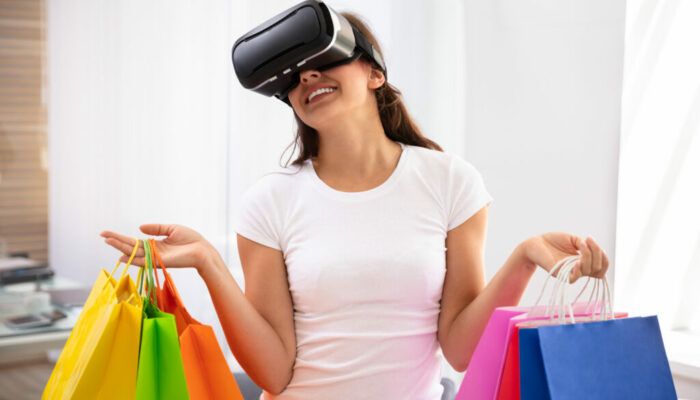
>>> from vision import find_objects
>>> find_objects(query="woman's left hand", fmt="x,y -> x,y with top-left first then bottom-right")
522,233 -> 609,283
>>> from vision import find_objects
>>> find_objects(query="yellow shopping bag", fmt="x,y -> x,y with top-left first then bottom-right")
42,239 -> 143,400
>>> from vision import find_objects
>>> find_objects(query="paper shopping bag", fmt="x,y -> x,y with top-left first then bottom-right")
458,254 -> 615,400
149,238 -> 244,400
457,302 -> 606,400
495,325 -> 521,400
455,307 -> 530,400
520,315 -> 677,400
497,306 -> 625,400
42,241 -> 142,400
519,325 -> 549,400
134,239 -> 190,400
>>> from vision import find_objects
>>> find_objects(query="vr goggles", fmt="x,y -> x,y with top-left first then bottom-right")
231,0 -> 387,107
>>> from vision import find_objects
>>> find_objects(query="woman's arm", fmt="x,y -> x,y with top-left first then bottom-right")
101,224 -> 296,394
437,203 -> 535,371
197,238 -> 296,394
438,205 -> 608,372
439,239 -> 535,372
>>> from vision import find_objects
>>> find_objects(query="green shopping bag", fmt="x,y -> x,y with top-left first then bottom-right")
134,239 -> 190,400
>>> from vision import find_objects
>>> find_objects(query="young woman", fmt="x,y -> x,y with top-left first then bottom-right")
101,12 -> 609,400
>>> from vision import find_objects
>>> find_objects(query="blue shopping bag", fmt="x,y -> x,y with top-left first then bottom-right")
519,326 -> 549,400
520,315 -> 677,400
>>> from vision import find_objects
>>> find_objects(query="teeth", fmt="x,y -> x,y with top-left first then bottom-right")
308,87 -> 336,103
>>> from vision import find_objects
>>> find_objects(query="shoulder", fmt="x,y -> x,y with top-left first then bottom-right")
406,143 -> 478,179
406,143 -> 450,172
242,161 -> 306,201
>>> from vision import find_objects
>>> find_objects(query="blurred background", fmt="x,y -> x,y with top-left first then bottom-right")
0,0 -> 698,398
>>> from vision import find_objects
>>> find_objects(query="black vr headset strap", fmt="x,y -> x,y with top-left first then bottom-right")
314,26 -> 387,79
350,25 -> 387,80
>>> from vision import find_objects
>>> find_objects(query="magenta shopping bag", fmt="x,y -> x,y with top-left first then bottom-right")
455,307 -> 529,400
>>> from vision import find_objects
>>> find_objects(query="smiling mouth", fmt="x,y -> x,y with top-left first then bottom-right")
306,88 -> 338,104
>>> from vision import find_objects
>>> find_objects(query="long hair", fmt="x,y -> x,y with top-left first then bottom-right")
280,11 -> 444,169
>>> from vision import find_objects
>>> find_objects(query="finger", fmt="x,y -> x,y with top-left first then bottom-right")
603,252 -> 610,276
578,237 -> 591,276
99,230 -> 124,240
600,250 -> 610,277
105,238 -> 144,258
569,265 -> 581,284
101,230 -> 141,249
119,254 -> 145,267
575,236 -> 587,254
140,224 -> 173,237
587,237 -> 603,277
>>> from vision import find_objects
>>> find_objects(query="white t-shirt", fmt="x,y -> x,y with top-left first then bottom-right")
235,142 -> 494,400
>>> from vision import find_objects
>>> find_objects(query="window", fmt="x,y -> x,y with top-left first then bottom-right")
0,0 -> 48,263
617,0 -> 700,375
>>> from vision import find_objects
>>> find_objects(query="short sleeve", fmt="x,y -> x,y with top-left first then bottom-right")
235,180 -> 283,251
446,156 -> 494,231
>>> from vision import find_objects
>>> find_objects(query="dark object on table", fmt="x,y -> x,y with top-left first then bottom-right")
0,267 -> 54,285
41,309 -> 67,322
3,313 -> 54,329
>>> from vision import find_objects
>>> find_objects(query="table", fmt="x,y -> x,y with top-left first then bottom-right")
0,276 -> 84,365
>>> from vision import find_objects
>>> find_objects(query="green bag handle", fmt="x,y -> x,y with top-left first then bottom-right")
138,239 -> 159,310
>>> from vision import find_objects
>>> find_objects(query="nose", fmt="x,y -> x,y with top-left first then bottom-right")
299,68 -> 321,84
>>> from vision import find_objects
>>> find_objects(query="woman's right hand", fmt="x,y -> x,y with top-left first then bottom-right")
100,224 -> 213,271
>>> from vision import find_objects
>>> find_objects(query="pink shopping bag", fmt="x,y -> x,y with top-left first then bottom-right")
454,306 -> 528,400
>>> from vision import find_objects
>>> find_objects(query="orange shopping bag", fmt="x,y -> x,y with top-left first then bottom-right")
147,238 -> 244,400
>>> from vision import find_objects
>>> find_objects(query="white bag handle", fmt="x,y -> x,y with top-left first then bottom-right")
527,254 -> 613,325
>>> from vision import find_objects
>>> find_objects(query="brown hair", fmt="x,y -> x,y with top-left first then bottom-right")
280,11 -> 444,169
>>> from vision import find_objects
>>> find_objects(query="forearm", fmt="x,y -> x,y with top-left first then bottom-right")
443,241 -> 536,371
197,245 -> 293,394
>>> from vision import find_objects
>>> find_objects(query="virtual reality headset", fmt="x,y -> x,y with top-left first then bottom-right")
231,0 -> 388,107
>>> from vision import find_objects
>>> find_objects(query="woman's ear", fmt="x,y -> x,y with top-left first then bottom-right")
368,67 -> 385,90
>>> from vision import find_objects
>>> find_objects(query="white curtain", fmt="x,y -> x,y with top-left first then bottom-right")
618,0 -> 700,334
617,1 -> 700,391
47,0 -> 468,381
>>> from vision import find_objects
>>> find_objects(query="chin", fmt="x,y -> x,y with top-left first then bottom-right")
304,103 -> 343,123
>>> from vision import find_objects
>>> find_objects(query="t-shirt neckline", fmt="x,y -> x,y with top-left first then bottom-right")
304,142 -> 409,201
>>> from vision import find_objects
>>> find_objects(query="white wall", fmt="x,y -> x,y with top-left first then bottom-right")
46,0 -> 234,371
462,0 -> 625,307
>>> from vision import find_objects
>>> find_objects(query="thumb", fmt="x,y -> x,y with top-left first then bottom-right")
139,224 -> 173,237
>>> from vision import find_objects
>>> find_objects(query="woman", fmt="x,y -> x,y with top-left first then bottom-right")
101,11 -> 609,399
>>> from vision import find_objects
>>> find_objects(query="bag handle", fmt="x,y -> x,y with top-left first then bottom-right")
149,238 -> 178,290
557,257 -> 613,323
528,256 -> 579,324
148,237 -> 199,325
108,237 -> 140,282
527,255 -> 613,324
139,239 -> 159,310
148,238 -> 164,288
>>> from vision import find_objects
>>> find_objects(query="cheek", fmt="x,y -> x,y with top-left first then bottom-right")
289,88 -> 302,105
339,85 -> 367,105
